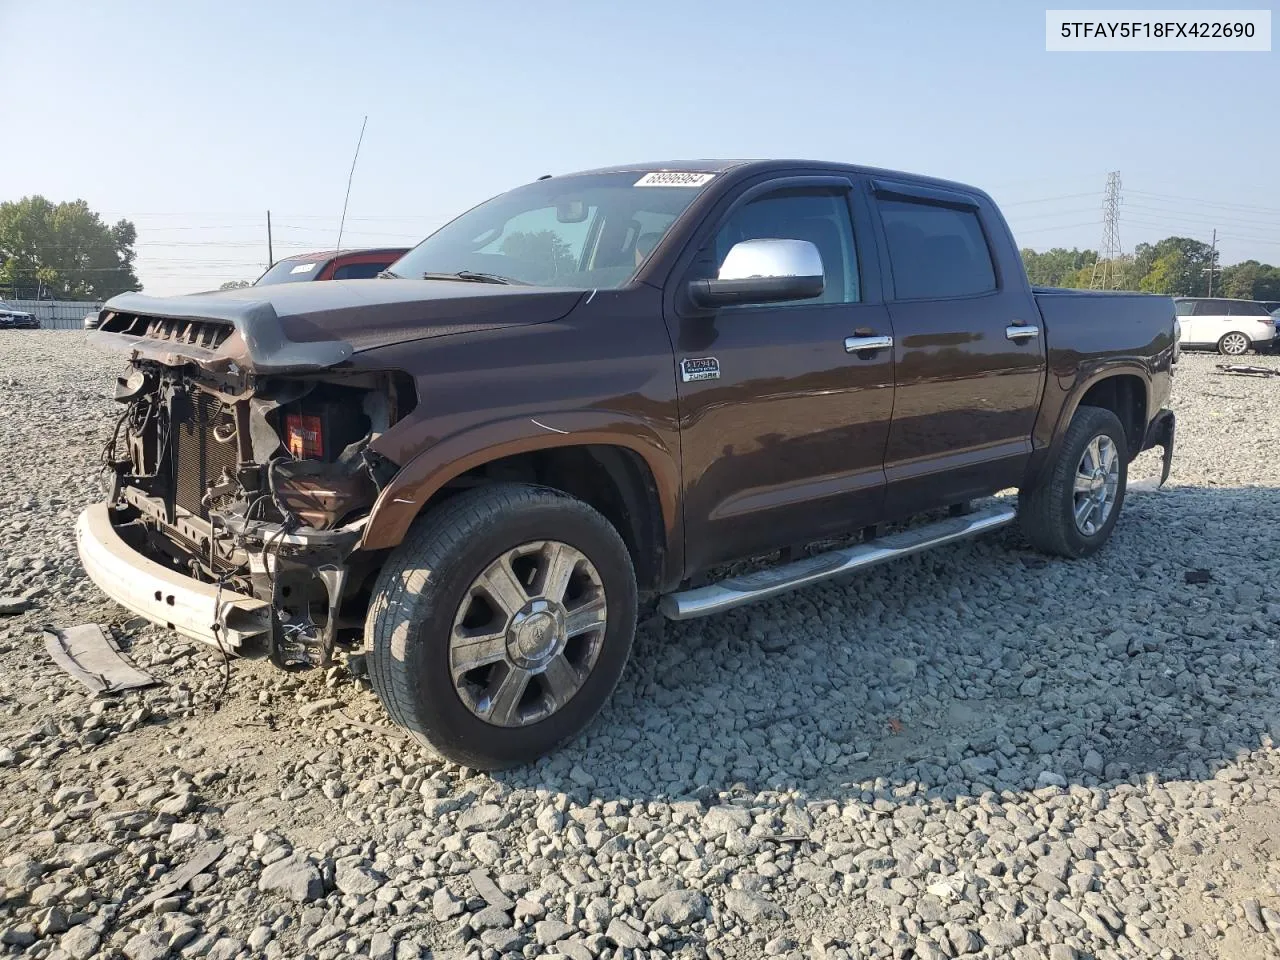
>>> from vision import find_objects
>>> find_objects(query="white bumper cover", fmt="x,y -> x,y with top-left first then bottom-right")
75,503 -> 270,651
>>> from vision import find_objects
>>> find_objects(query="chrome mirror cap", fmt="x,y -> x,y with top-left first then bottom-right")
718,238 -> 824,281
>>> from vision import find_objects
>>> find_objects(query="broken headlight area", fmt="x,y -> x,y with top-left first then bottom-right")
102,363 -> 414,669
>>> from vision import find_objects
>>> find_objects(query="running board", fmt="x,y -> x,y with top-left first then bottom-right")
660,503 -> 1017,620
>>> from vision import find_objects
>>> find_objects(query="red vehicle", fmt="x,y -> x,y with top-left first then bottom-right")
254,248 -> 409,285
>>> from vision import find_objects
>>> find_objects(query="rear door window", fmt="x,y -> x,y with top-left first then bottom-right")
1194,299 -> 1232,316
1174,300 -> 1195,316
1227,300 -> 1269,316
878,199 -> 996,300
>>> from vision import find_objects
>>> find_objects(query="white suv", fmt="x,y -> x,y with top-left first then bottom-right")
1174,298 -> 1275,356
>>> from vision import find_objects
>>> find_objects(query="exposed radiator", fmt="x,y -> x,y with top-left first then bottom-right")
171,390 -> 238,518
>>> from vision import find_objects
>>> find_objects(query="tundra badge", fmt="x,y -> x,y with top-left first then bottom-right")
681,357 -> 720,382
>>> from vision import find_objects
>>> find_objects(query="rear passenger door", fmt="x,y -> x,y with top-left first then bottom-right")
871,180 -> 1046,517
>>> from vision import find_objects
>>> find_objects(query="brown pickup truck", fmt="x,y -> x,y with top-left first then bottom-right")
78,160 -> 1177,768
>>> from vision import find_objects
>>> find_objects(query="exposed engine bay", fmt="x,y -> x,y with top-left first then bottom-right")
101,356 -> 415,669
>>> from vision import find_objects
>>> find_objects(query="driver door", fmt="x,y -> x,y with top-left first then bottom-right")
665,176 -> 896,573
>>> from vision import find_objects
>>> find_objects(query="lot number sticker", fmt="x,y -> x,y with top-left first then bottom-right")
635,172 -> 715,187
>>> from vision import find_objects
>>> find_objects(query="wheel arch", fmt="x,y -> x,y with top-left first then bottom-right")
1075,371 -> 1149,457
1024,364 -> 1152,491
359,414 -> 681,592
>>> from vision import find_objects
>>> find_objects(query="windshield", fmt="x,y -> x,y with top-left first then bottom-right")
255,258 -> 328,285
389,172 -> 715,289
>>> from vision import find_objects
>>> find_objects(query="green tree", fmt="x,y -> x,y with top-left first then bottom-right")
1026,234 -> 1277,300
1134,237 -> 1215,296
1020,247 -> 1097,287
1139,251 -> 1190,295
0,196 -> 140,299
1218,260 -> 1280,301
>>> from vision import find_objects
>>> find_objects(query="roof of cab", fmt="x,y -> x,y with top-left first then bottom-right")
548,159 -> 992,202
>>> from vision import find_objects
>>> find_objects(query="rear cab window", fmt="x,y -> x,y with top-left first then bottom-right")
256,259 -> 326,285
332,261 -> 393,281
877,197 -> 996,299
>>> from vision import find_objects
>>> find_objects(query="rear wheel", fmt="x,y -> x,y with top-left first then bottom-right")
1218,331 -> 1250,355
1019,405 -> 1128,558
365,483 -> 637,769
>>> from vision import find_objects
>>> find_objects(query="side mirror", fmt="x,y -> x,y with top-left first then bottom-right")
687,238 -> 824,308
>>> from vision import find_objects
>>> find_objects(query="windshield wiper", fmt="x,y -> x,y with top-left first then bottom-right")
422,270 -> 517,285
376,269 -> 401,279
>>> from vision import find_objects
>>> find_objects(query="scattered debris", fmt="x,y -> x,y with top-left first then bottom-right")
1184,568 -> 1213,584
0,596 -> 32,615
118,842 -> 226,921
1215,363 -> 1280,378
43,624 -> 158,694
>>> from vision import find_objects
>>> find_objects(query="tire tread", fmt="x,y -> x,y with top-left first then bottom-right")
1019,405 -> 1127,558
364,483 -> 634,767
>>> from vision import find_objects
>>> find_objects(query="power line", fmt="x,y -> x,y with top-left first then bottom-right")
1126,189 -> 1280,218
999,191 -> 1102,207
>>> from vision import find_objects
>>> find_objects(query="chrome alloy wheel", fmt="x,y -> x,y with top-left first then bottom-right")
1072,434 -> 1120,536
1221,332 -> 1249,355
449,541 -> 607,727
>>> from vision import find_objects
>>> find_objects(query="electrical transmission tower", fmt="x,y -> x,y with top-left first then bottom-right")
1090,171 -> 1122,289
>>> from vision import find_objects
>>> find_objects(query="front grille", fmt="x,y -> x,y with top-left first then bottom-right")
172,391 -> 238,518
101,312 -> 232,351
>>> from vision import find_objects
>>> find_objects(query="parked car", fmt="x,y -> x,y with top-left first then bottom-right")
1266,303 -> 1280,347
254,248 -> 409,285
79,160 -> 1177,768
0,300 -> 39,329
1173,297 -> 1275,355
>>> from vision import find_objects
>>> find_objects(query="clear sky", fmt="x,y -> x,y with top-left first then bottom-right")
3,0 -> 1277,295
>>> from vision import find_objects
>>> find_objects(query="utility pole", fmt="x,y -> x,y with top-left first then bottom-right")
1203,228 -> 1217,296
1090,171 -> 1122,289
267,210 -> 274,268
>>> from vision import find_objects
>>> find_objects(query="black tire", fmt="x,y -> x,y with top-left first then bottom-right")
1018,405 -> 1128,559
1218,332 -> 1251,356
364,483 -> 636,769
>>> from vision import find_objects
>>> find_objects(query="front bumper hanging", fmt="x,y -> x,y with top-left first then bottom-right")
75,503 -> 271,652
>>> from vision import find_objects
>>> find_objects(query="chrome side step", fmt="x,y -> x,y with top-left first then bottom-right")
660,503 -> 1017,620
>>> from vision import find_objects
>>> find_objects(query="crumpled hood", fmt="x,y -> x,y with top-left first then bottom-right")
92,279 -> 585,374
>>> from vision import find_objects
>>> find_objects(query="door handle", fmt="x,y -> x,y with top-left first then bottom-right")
844,335 -> 894,354
1006,324 -> 1040,342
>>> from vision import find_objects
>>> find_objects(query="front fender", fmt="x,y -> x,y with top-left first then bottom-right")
358,410 -> 682,562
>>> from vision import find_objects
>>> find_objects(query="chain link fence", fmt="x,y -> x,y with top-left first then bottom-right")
1,299 -> 102,330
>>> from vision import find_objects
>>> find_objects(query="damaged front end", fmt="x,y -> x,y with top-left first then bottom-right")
83,297 -> 415,669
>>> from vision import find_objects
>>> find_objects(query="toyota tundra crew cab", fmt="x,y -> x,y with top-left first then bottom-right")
78,160 -> 1177,769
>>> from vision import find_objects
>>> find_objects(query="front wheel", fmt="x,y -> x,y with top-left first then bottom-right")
365,483 -> 637,769
1218,332 -> 1251,356
1019,405 -> 1128,558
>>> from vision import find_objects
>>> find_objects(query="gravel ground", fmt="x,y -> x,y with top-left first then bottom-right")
2,332 -> 1279,960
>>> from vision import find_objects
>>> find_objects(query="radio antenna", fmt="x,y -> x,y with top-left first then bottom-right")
335,115 -> 368,255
